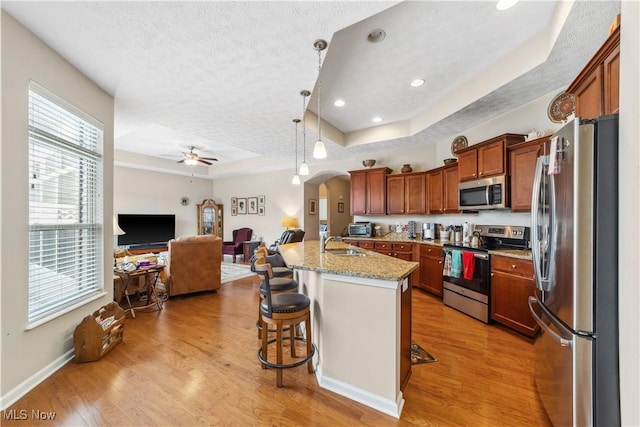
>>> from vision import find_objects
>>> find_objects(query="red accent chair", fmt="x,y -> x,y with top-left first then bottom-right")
222,227 -> 253,263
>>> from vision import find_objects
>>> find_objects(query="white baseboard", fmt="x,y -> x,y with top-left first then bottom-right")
0,349 -> 74,411
315,366 -> 404,418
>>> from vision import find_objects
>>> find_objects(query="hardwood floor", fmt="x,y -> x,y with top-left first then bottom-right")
2,277 -> 551,426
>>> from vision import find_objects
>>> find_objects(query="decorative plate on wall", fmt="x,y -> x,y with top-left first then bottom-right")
547,92 -> 576,123
451,135 -> 468,156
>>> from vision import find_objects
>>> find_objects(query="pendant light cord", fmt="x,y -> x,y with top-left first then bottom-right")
317,47 -> 322,143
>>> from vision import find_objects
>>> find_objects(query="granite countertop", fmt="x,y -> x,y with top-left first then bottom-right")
278,240 -> 418,282
343,232 -> 532,261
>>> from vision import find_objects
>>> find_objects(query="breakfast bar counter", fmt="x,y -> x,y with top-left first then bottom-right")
278,241 -> 418,418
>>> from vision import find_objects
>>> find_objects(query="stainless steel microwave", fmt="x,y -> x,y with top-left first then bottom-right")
458,175 -> 508,210
348,222 -> 374,237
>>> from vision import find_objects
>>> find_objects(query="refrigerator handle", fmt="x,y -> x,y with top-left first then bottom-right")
528,297 -> 572,347
531,155 -> 548,290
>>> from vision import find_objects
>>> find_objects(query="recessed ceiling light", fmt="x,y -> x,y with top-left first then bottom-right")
334,99 -> 346,107
410,79 -> 425,87
496,0 -> 519,10
372,117 -> 382,123
367,29 -> 386,43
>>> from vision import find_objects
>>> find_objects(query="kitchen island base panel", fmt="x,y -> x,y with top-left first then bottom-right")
297,269 -> 406,418
315,366 -> 405,419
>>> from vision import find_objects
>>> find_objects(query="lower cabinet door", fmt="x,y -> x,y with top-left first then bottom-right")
490,270 -> 540,338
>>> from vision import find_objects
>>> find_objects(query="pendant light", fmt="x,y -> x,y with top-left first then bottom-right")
299,90 -> 310,176
312,39 -> 328,159
292,118 -> 301,185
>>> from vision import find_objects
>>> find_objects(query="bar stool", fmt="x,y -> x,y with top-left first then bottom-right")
253,244 -> 293,278
253,253 -> 298,340
254,263 -> 315,387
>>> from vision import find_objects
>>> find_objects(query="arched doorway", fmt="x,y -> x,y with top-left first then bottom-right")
302,170 -> 351,240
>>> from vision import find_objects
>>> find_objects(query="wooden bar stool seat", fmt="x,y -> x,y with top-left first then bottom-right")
255,263 -> 315,387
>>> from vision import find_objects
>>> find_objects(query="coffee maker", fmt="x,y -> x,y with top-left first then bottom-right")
408,221 -> 418,239
422,223 -> 440,240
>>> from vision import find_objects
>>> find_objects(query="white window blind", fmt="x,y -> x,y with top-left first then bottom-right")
28,82 -> 104,322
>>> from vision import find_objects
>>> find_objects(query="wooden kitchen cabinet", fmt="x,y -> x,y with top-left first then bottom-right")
457,134 -> 525,182
386,172 -> 426,215
490,256 -> 540,339
418,245 -> 443,296
386,175 -> 405,215
508,137 -> 547,212
427,164 -> 458,214
349,167 -> 392,215
567,25 -> 620,119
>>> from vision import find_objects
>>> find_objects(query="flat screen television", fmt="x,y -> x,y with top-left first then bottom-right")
117,214 -> 175,247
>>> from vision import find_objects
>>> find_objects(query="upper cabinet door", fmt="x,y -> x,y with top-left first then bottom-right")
350,170 -> 367,215
477,140 -> 505,178
443,166 -> 459,213
457,150 -> 477,181
367,168 -> 388,215
386,175 -> 405,214
427,170 -> 443,214
573,66 -> 604,120
405,173 -> 426,215
603,44 -> 620,115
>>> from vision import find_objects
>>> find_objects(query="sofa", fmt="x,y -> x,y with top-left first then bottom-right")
165,235 -> 222,297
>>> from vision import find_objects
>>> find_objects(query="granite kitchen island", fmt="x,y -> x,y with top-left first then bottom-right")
278,240 -> 418,418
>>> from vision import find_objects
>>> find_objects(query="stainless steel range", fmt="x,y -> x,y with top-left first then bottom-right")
442,225 -> 529,323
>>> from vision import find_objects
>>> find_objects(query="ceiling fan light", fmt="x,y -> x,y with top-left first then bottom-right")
313,140 -> 327,159
184,158 -> 198,166
299,162 -> 309,176
292,174 -> 301,185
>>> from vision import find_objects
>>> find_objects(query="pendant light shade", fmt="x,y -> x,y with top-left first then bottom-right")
312,39 -> 328,159
299,90 -> 310,175
313,140 -> 327,159
292,118 -> 301,185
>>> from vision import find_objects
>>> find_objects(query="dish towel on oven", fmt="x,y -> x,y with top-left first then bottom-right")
451,250 -> 462,278
462,251 -> 475,280
443,249 -> 452,277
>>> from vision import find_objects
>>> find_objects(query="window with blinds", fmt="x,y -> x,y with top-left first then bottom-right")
28,82 -> 104,323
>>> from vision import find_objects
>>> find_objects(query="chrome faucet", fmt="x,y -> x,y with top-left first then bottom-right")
320,232 -> 334,253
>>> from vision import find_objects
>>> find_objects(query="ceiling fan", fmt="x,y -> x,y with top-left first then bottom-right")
171,146 -> 218,166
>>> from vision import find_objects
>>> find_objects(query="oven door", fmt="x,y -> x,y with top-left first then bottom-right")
443,250 -> 490,296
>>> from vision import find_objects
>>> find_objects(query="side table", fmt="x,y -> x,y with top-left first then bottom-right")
243,241 -> 261,262
113,264 -> 165,318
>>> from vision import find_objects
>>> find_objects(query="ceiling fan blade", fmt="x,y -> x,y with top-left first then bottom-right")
199,157 -> 218,161
198,159 -> 213,166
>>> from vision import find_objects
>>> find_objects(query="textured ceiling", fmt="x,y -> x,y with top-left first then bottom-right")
2,1 -> 621,178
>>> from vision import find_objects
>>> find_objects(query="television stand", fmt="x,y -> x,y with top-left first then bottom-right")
128,244 -> 168,255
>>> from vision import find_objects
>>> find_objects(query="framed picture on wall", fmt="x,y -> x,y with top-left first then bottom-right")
309,199 -> 317,215
237,198 -> 247,214
338,202 -> 344,213
231,206 -> 237,216
248,197 -> 258,214
258,206 -> 265,216
231,197 -> 237,207
258,195 -> 265,206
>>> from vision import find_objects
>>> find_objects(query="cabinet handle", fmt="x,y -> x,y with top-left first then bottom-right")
473,173 -> 476,177
512,264 -> 517,269
439,261 -> 442,264
491,273 -> 494,276
479,172 -> 483,176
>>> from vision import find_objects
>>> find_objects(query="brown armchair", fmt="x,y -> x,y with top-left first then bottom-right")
222,227 -> 253,262
165,235 -> 222,297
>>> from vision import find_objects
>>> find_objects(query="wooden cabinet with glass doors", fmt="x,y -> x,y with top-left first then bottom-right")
197,199 -> 223,238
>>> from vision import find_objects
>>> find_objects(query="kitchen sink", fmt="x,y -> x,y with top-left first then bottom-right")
325,248 -> 367,256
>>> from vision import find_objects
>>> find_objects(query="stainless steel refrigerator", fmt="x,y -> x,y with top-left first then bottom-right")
529,115 -> 620,427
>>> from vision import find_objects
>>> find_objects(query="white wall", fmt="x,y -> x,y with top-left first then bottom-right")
324,177 -> 352,237
1,11 -> 114,407
618,2 -> 640,425
114,165 -> 214,242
